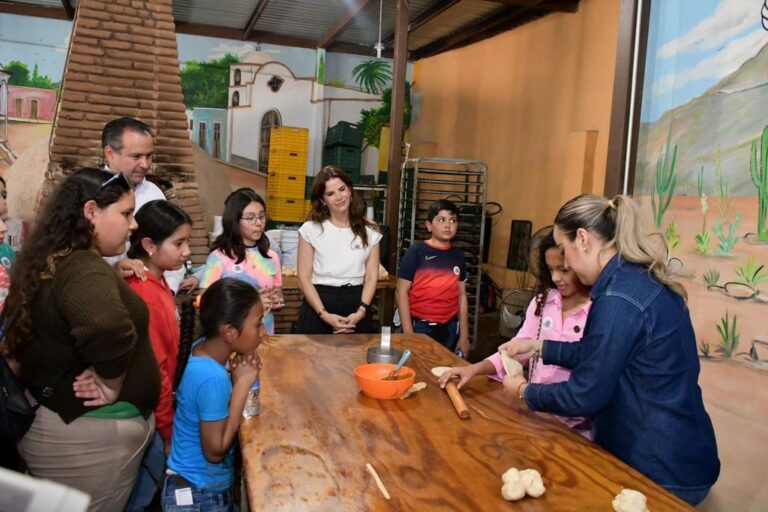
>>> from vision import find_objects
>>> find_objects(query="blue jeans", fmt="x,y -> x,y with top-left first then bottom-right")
161,474 -> 233,512
412,317 -> 459,350
125,431 -> 165,511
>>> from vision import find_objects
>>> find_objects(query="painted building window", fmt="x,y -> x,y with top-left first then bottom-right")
232,91 -> 240,107
14,98 -> 22,118
189,119 -> 193,130
234,69 -> 241,86
259,109 -> 281,172
213,122 -> 221,159
198,121 -> 207,150
30,99 -> 39,120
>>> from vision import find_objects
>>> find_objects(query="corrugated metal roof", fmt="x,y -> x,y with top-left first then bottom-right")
1,0 -> 579,58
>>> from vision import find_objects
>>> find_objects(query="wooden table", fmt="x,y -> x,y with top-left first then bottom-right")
239,334 -> 690,511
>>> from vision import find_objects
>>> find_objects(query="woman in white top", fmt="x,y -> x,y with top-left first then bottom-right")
296,166 -> 382,334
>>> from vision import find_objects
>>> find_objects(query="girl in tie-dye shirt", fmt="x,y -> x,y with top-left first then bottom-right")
200,189 -> 283,334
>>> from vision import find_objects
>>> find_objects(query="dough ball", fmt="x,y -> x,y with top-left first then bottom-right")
400,382 -> 427,399
501,467 -> 521,485
520,469 -> 545,498
501,350 -> 524,379
612,489 -> 649,512
430,366 -> 452,378
501,481 -> 526,501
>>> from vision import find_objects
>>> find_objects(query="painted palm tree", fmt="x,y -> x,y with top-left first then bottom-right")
352,60 -> 392,95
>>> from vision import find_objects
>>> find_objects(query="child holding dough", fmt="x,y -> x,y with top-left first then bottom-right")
438,227 -> 592,437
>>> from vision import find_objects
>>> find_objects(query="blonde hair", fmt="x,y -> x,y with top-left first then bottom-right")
554,194 -> 687,301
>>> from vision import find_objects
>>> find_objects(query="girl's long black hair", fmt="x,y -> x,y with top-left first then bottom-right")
528,227 -> 558,318
3,168 -> 132,356
128,200 -> 191,259
211,188 -> 270,264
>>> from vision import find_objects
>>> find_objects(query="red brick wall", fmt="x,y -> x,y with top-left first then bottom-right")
47,0 -> 207,264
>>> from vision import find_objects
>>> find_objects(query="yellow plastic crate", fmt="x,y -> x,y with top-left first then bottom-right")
270,126 -> 309,153
269,197 -> 306,223
268,149 -> 307,175
267,172 -> 304,199
303,200 -> 312,217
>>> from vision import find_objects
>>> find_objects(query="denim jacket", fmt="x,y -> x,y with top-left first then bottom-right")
524,255 -> 720,492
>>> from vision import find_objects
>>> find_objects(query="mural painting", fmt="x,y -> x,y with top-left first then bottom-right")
634,1 -> 768,509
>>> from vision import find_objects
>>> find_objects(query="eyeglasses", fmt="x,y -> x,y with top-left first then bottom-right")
241,214 -> 267,224
101,172 -> 134,191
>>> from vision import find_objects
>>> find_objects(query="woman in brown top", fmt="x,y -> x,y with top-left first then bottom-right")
3,168 -> 160,511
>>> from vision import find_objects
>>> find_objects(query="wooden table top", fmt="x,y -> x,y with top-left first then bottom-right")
239,334 -> 691,511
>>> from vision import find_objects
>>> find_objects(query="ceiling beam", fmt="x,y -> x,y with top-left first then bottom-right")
411,6 -> 548,60
317,0 -> 377,49
489,0 -> 579,11
0,1 -> 69,20
242,0 -> 270,40
61,0 -> 74,19
382,0 -> 461,47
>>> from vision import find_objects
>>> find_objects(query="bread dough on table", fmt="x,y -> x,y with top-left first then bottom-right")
612,489 -> 649,512
500,467 -> 545,501
501,481 -> 526,501
430,366 -> 452,378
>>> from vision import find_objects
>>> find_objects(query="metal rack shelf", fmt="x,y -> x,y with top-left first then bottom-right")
396,158 -> 488,345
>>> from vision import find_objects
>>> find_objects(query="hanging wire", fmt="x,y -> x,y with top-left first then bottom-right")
374,0 -> 384,58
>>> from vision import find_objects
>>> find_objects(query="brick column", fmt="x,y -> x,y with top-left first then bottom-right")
46,0 -> 207,264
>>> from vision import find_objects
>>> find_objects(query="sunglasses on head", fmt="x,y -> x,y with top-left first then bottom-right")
101,172 -> 134,192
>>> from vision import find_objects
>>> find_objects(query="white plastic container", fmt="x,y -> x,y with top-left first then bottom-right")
280,229 -> 300,269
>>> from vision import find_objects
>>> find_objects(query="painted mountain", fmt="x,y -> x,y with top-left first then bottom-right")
635,40 -> 768,196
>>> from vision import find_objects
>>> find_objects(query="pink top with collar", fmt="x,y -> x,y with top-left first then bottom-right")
487,289 -> 592,437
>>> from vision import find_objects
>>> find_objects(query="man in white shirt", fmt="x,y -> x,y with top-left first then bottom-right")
101,117 -> 196,292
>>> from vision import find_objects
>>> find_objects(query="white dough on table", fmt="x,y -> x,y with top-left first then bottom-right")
430,366 -> 452,378
501,481 -> 526,501
612,489 -> 649,512
500,467 -> 546,500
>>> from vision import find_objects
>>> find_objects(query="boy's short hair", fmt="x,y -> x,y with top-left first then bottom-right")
427,199 -> 460,222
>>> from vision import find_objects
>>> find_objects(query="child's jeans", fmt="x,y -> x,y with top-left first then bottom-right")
125,431 -> 165,511
412,317 -> 459,350
161,473 -> 233,512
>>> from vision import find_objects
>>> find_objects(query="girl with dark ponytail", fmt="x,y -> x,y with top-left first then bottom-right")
500,194 -> 720,506
438,227 -> 592,437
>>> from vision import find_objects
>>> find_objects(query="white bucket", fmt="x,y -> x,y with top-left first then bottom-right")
280,229 -> 300,269
212,215 -> 223,236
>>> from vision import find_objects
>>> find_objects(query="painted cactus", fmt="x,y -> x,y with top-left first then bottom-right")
750,125 -> 768,241
652,130 -> 677,229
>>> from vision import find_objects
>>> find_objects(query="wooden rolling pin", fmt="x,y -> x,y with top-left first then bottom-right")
445,381 -> 470,419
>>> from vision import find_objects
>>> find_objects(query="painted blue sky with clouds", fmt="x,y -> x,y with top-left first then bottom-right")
642,0 -> 768,123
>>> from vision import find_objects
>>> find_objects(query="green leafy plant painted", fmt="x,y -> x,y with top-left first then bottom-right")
713,211 -> 742,255
750,125 -> 768,241
699,341 -> 711,358
359,81 -> 413,148
714,145 -> 736,224
352,60 -> 392,95
716,311 -> 739,358
664,222 -> 681,252
651,130 -> 678,228
180,54 -> 239,109
702,268 -> 720,288
326,77 -> 345,88
734,257 -> 768,287
694,167 -> 711,254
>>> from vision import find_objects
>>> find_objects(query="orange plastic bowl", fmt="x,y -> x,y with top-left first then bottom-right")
354,363 -> 415,400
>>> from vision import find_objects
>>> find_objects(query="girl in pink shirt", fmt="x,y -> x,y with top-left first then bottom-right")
439,228 -> 592,437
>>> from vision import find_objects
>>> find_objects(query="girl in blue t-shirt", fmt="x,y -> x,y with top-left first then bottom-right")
162,278 -> 263,511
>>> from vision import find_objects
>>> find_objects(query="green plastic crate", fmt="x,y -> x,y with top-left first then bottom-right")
322,146 -> 361,178
305,175 -> 314,199
324,121 -> 362,149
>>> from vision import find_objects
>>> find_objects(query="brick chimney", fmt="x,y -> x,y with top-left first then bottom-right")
47,0 -> 207,265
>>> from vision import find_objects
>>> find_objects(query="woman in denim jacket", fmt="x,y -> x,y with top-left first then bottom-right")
501,194 -> 719,506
